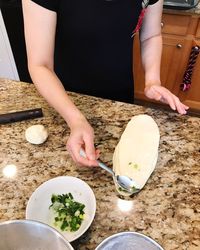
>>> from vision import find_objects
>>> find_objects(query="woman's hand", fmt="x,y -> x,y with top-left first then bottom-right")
144,84 -> 189,115
66,117 -> 99,167
140,1 -> 188,115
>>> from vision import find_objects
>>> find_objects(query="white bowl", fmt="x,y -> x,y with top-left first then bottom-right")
26,176 -> 96,242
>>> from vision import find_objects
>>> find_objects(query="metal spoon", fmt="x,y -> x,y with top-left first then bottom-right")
79,149 -> 140,194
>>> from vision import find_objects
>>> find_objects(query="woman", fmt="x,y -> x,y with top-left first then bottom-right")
21,0 -> 188,166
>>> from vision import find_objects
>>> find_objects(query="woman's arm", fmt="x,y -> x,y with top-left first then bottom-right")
22,0 -> 97,165
139,0 -> 188,114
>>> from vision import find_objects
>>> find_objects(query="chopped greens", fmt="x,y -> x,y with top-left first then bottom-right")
118,186 -> 140,194
49,193 -> 85,232
128,162 -> 140,170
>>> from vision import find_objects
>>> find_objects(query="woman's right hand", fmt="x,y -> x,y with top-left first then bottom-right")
22,0 -> 99,167
66,117 -> 99,167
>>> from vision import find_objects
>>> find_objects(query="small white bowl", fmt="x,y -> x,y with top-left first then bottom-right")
26,176 -> 96,242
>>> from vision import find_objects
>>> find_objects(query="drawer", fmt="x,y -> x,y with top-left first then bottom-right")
196,20 -> 200,38
161,14 -> 191,36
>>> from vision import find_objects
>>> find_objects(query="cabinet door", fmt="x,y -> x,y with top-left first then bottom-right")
196,20 -> 200,39
134,33 -> 189,101
177,40 -> 200,111
160,35 -> 192,93
161,14 -> 191,36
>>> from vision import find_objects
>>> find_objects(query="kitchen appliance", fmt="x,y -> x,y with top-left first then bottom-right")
164,0 -> 199,10
0,220 -> 73,250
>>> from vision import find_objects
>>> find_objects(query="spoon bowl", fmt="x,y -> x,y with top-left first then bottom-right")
80,149 -> 140,195
116,175 -> 140,193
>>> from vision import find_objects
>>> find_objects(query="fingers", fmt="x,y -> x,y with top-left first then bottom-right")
95,149 -> 100,159
160,92 -> 188,115
67,146 -> 77,163
66,132 -> 99,167
150,86 -> 189,115
67,142 -> 98,167
76,148 -> 100,167
66,118 -> 100,167
173,96 -> 187,115
83,134 -> 96,161
183,104 -> 189,110
149,86 -> 175,110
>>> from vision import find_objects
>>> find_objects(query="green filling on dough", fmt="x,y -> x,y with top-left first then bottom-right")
128,162 -> 140,170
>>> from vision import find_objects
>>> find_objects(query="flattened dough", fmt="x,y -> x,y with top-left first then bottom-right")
113,115 -> 160,189
25,125 -> 48,145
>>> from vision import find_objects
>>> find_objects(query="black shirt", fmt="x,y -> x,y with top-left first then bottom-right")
31,0 -> 159,102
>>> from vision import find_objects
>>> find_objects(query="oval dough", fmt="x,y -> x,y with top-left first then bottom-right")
113,114 -> 160,190
25,125 -> 48,145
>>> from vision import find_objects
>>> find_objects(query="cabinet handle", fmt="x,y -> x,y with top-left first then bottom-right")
176,44 -> 182,49
180,45 -> 200,91
161,22 -> 164,28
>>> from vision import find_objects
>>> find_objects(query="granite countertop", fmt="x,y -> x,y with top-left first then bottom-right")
163,2 -> 200,15
0,78 -> 200,250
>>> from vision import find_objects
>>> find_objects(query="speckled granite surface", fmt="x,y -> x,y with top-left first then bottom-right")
0,78 -> 200,250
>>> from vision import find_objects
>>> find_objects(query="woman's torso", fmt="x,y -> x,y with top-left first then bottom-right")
33,0 -> 145,102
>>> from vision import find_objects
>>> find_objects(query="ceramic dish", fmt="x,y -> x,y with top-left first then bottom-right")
26,176 -> 96,242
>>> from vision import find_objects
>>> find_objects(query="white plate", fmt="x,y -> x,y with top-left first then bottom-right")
26,176 -> 96,242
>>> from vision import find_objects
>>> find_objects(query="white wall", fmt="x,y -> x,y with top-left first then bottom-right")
0,9 -> 19,80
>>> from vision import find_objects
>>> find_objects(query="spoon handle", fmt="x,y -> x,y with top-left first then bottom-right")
96,160 -> 114,176
79,149 -> 114,176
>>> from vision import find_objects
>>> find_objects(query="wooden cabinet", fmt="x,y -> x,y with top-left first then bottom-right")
160,36 -> 192,93
161,14 -> 191,36
134,12 -> 200,112
133,34 -> 189,100
177,39 -> 200,110
196,20 -> 200,38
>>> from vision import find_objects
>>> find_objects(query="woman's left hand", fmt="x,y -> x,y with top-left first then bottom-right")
144,84 -> 189,115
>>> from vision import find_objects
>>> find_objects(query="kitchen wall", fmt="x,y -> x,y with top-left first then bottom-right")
0,9 -> 19,80
0,1 -> 31,82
